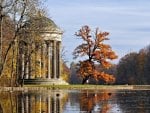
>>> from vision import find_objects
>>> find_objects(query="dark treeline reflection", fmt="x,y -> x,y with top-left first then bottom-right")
116,90 -> 150,113
0,90 -> 149,113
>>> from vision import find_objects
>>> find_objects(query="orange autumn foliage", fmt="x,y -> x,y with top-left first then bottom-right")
73,25 -> 117,84
80,90 -> 112,112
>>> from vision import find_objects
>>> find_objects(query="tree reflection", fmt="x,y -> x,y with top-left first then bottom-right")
0,92 -> 18,113
79,90 -> 113,113
0,90 -> 149,113
0,104 -> 3,113
0,90 -> 68,113
116,90 -> 150,113
17,91 -> 68,113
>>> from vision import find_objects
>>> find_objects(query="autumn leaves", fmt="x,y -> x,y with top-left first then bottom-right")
73,25 -> 117,84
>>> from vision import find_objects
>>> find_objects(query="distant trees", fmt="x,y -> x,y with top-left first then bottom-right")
60,47 -> 70,82
116,45 -> 150,85
61,61 -> 70,82
144,46 -> 150,84
69,62 -> 81,84
116,52 -> 138,84
73,25 -> 118,84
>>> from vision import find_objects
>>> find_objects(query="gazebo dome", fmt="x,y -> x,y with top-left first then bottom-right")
33,16 -> 60,31
36,16 -> 58,28
26,15 -> 62,34
25,15 -> 63,41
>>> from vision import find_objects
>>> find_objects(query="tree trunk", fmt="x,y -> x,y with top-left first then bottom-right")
82,76 -> 90,84
10,43 -> 15,87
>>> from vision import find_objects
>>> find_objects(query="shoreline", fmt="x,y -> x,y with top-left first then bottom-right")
0,85 -> 150,91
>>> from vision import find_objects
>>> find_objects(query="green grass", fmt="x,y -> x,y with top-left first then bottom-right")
1,85 -> 150,91
24,84 -> 135,90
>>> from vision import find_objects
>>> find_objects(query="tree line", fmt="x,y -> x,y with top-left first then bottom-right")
70,44 -> 150,85
116,45 -> 150,85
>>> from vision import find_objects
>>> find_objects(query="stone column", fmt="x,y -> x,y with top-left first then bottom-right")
53,41 -> 57,79
34,43 -> 37,78
28,45 -> 32,79
25,62 -> 29,79
25,51 -> 29,79
32,43 -> 37,78
57,42 -> 61,79
42,42 -> 46,78
39,46 -> 42,78
21,54 -> 25,79
47,42 -> 51,79
28,58 -> 32,79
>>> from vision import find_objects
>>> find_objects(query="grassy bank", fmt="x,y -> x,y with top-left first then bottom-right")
43,84 -> 134,90
0,85 -> 150,91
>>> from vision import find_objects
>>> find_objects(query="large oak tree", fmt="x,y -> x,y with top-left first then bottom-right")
73,25 -> 117,84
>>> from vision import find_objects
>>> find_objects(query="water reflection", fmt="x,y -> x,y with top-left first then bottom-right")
0,89 -> 149,113
116,90 -> 150,113
79,90 -> 112,112
18,90 -> 66,113
65,90 -> 150,113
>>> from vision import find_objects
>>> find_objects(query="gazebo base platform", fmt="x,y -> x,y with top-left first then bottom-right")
22,78 -> 69,85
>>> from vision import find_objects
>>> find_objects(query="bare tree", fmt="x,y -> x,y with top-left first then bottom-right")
0,0 -> 44,77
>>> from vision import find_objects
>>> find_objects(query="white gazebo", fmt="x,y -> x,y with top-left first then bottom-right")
19,15 -> 68,85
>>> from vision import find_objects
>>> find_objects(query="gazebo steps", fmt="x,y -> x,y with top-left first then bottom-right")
22,78 -> 69,85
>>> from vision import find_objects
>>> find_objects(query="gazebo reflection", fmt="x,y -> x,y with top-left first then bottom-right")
18,90 -> 66,113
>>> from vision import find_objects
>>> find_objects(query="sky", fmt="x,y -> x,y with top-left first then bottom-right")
43,0 -> 150,65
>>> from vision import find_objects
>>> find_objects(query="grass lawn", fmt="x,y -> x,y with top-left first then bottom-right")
1,85 -> 149,91
25,84 -> 134,90
25,84 -> 150,90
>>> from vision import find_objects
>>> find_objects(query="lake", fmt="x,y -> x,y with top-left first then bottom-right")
0,89 -> 149,113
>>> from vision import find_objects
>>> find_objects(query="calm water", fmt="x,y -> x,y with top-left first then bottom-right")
0,89 -> 149,113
